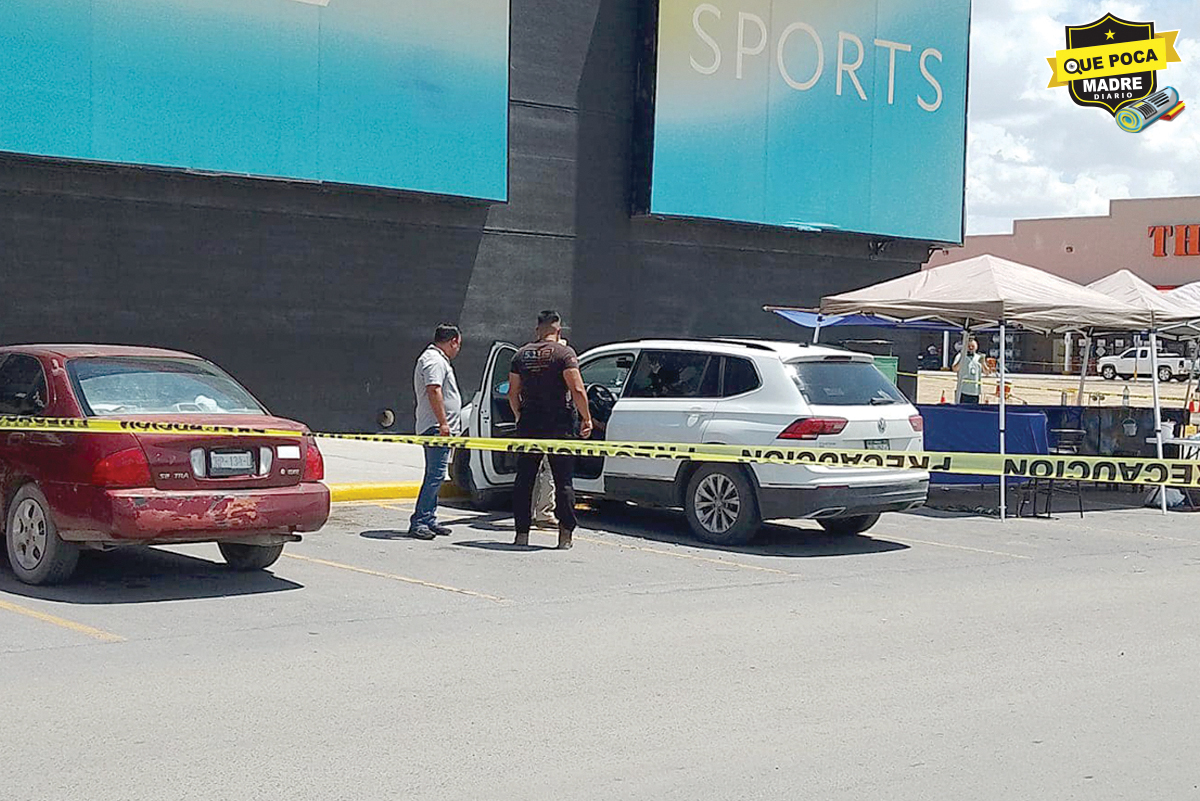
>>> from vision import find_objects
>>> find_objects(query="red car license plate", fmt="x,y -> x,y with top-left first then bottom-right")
210,450 -> 254,476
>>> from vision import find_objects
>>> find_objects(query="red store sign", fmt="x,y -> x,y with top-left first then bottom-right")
1150,224 -> 1200,257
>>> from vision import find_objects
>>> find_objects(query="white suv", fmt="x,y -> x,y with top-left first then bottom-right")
452,339 -> 927,544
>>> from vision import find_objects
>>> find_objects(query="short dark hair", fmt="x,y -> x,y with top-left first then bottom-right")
537,310 -> 561,327
433,324 -> 461,344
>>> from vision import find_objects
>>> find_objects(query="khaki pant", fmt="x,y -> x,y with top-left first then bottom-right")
532,457 -> 556,524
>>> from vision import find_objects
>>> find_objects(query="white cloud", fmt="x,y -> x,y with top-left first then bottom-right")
965,0 -> 1199,234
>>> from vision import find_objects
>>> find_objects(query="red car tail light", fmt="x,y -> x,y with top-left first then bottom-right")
92,447 -> 153,488
909,414 -> 924,432
779,417 -> 848,440
303,440 -> 325,482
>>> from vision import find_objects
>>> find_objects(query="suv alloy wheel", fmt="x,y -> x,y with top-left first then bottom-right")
684,465 -> 762,545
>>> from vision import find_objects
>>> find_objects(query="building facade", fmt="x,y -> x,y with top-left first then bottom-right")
928,196 -> 1200,289
0,0 -> 967,430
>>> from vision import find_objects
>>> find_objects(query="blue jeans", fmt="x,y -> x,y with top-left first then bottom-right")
410,426 -> 451,530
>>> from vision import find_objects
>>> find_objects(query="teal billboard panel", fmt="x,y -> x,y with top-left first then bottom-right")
650,0 -> 970,242
0,0 -> 510,201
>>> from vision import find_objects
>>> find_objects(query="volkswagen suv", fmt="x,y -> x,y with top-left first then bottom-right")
453,339 -> 927,544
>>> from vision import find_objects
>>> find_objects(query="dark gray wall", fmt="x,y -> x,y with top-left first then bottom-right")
0,0 -> 928,432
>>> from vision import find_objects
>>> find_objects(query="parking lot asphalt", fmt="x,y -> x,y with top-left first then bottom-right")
4,499 -> 1200,800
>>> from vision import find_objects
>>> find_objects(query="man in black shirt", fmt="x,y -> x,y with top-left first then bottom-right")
508,310 -> 593,549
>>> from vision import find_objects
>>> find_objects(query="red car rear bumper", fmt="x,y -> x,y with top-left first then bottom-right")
48,482 -> 331,543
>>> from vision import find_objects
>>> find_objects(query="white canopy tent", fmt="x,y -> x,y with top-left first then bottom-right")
821,255 -> 1154,520
1165,283 -> 1200,401
1087,270 -> 1199,329
1167,281 -> 1200,309
822,255 -> 1151,332
1086,270 -> 1200,514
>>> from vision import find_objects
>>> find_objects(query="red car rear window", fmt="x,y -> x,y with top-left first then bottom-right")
68,357 -> 266,416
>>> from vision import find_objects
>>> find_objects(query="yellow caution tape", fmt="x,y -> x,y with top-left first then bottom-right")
0,415 -> 303,438
368,434 -> 1200,489
3,416 -> 1199,489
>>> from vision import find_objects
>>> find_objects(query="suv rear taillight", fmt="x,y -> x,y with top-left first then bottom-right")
303,441 -> 325,481
779,418 -> 848,440
909,414 -> 924,432
92,447 -> 153,488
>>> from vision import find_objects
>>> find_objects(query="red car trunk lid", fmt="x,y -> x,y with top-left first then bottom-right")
110,414 -> 311,491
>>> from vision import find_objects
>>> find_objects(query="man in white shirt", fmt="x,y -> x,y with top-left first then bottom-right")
409,324 -> 462,539
952,337 -> 986,404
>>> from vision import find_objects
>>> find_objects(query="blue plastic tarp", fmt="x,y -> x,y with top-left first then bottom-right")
916,405 -> 1049,486
770,308 -> 963,331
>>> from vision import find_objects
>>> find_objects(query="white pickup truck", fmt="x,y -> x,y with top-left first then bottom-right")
1097,346 -> 1193,381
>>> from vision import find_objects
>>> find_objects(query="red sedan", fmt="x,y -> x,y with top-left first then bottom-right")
0,345 -> 330,585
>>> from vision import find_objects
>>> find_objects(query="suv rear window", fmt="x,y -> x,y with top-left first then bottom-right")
787,360 -> 906,406
68,357 -> 266,415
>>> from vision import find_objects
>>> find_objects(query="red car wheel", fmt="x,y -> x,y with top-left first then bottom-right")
218,541 -> 285,571
5,484 -> 79,586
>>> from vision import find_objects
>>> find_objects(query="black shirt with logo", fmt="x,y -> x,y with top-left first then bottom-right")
509,340 -> 579,429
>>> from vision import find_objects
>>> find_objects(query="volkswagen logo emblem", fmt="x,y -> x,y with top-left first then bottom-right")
877,418 -> 887,434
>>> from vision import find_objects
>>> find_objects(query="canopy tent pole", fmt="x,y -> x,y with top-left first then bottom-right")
1134,334 -> 1144,381
999,321 -> 1007,521
1149,332 -> 1168,515
812,316 -> 822,344
1181,338 -> 1196,416
942,331 -> 950,369
1077,332 -> 1092,407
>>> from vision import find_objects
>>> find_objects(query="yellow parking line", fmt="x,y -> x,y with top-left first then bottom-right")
0,599 -> 125,643
282,553 -> 507,604
889,536 -> 1032,560
370,502 -> 412,512
575,534 -> 799,576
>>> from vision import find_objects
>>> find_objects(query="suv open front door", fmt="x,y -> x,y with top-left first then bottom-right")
470,341 -> 520,491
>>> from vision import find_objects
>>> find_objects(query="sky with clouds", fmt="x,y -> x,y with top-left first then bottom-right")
966,0 -> 1199,234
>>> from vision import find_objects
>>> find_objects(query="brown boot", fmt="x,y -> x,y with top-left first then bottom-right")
514,531 -> 529,547
556,527 -> 573,550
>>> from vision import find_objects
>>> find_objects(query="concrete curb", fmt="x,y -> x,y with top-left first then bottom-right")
327,482 -> 466,503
